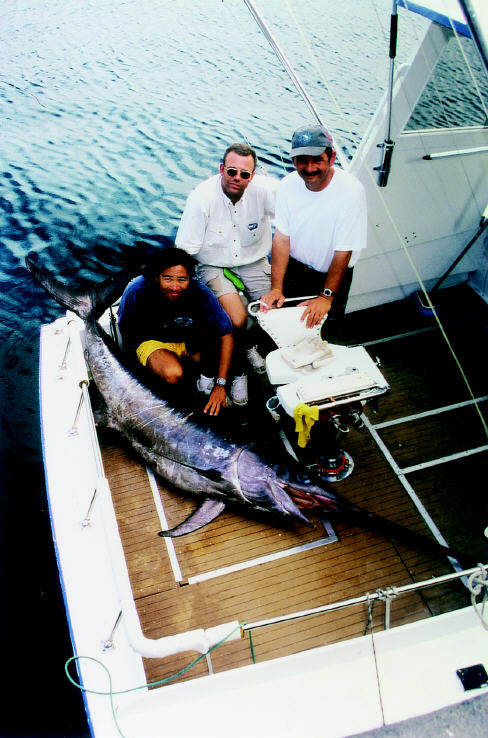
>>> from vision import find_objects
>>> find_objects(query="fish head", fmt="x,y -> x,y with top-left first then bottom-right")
270,464 -> 344,514
235,450 -> 311,526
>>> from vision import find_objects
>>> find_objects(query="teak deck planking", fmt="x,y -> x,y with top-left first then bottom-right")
100,289 -> 488,688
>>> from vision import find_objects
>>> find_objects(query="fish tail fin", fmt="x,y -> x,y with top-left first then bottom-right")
25,254 -> 139,321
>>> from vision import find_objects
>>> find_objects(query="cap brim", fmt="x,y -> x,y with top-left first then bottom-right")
290,145 -> 328,157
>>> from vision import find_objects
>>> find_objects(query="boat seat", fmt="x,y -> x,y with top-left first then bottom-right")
249,299 -> 389,417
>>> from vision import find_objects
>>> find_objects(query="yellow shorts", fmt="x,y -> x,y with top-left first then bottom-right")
136,340 -> 188,367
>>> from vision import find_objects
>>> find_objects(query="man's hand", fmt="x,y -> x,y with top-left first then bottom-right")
298,294 -> 332,328
259,288 -> 285,312
204,385 -> 227,416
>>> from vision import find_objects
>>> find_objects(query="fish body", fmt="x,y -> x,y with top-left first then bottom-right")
26,254 -> 468,562
27,255 -> 314,534
85,312 -> 309,529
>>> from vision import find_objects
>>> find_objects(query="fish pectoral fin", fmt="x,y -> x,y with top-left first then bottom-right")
158,498 -> 226,537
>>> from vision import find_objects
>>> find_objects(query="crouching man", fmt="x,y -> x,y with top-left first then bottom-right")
118,248 -> 234,416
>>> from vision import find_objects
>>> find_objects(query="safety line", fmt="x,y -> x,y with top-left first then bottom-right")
353,326 -> 437,349
372,395 -> 488,429
145,466 -> 183,583
188,517 -> 337,585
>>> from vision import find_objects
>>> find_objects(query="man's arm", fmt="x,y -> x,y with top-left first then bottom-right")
175,191 -> 206,256
117,279 -> 146,352
204,332 -> 234,416
259,229 -> 290,310
298,250 -> 352,328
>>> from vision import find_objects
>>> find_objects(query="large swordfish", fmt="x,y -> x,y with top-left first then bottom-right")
26,255 -> 466,560
27,254 -> 316,535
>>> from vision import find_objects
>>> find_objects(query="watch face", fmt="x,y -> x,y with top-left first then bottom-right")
216,378 -> 226,386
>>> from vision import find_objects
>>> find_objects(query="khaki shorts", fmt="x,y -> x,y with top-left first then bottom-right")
136,340 -> 188,367
196,257 -> 271,301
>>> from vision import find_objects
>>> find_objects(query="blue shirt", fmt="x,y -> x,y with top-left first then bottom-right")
118,275 -> 232,353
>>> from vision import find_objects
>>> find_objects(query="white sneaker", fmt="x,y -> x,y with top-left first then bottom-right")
230,374 -> 248,406
246,345 -> 266,374
197,374 -> 214,395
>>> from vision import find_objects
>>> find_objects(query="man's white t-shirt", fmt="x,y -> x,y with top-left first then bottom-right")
275,168 -> 367,272
176,173 -> 277,268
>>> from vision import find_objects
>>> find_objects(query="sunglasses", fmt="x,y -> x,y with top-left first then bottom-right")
224,167 -> 253,180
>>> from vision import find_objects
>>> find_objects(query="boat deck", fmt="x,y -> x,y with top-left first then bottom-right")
100,285 -> 488,688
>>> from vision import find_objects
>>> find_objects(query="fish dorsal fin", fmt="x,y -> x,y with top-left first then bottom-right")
158,498 -> 226,537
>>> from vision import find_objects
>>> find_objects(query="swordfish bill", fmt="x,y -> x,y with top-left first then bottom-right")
26,254 -> 470,563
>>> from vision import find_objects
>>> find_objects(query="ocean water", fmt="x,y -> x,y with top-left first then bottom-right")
0,1 -> 482,735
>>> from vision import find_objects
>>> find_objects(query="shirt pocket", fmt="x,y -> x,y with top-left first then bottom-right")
205,223 -> 227,249
241,219 -> 263,247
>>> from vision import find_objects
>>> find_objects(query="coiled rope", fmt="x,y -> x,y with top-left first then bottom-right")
468,564 -> 488,629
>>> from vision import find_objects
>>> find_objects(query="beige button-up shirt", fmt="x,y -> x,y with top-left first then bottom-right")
176,173 -> 277,267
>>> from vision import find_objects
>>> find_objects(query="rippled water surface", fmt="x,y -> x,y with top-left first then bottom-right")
0,0 -> 429,461
0,1 -> 484,735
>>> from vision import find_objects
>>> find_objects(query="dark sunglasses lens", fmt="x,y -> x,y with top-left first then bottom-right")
226,167 -> 251,179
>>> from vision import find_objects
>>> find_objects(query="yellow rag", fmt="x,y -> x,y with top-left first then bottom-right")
293,403 -> 319,448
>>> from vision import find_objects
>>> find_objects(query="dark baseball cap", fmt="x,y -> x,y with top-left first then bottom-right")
290,125 -> 334,157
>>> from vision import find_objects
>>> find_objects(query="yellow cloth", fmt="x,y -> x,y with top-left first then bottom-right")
136,340 -> 188,367
293,403 -> 319,448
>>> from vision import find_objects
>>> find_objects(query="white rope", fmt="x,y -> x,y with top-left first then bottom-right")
468,564 -> 488,630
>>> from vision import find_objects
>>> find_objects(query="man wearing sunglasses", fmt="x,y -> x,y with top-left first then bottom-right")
176,142 -> 277,406
260,125 -> 367,339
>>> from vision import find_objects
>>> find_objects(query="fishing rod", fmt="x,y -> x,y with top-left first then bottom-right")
242,0 -> 348,169
242,0 -> 321,125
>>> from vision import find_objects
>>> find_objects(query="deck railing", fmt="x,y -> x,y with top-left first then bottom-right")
242,564 -> 488,638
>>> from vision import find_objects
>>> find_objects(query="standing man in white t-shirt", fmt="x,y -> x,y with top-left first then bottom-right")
260,125 -> 367,337
176,142 -> 277,405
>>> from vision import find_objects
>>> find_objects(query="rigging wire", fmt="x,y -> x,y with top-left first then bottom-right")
402,0 -> 488,125
458,0 -> 488,77
397,0 -> 487,212
242,0 -> 488,440
365,593 -> 387,727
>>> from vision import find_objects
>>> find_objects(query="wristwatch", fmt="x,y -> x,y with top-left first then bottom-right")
216,377 -> 227,386
321,288 -> 336,298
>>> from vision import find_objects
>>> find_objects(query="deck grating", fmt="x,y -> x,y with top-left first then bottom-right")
100,287 -> 488,688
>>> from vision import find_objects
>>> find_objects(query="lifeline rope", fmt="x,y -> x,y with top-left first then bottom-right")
65,621 -> 246,738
